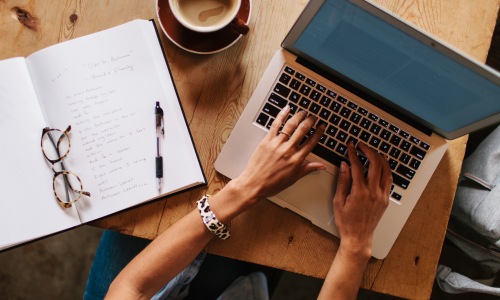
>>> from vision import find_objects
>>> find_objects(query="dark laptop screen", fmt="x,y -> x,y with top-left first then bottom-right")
292,0 -> 499,134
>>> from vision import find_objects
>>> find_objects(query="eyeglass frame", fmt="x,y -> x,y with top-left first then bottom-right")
41,125 -> 91,208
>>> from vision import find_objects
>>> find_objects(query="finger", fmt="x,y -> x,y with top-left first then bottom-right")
269,105 -> 290,137
278,110 -> 307,140
379,154 -> 393,195
288,114 -> 317,145
346,142 -> 364,187
358,143 -> 382,190
298,160 -> 326,178
333,161 -> 351,209
298,122 -> 326,155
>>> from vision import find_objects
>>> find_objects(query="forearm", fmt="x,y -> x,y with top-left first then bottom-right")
318,245 -> 370,300
106,180 -> 259,299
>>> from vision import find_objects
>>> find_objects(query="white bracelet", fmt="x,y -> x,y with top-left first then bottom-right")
196,194 -> 231,240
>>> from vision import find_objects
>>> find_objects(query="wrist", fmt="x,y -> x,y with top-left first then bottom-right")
208,179 -> 260,224
338,239 -> 372,264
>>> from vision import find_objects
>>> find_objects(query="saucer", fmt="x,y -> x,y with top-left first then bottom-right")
156,0 -> 251,54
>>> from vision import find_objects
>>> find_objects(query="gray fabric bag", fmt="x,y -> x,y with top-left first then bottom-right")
436,125 -> 500,296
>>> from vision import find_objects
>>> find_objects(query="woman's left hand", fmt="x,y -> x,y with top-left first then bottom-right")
233,105 -> 326,203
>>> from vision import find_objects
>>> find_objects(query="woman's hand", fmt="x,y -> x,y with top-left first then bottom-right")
334,142 -> 392,258
232,105 -> 326,203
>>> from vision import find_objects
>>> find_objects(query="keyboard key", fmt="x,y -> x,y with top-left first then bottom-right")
268,93 -> 288,108
319,134 -> 327,144
310,103 -> 321,114
360,118 -> 372,129
347,101 -> 358,110
326,125 -> 338,137
360,130 -> 371,142
389,124 -> 399,133
380,141 -> 391,153
336,143 -> 348,156
389,147 -> 401,159
349,125 -> 361,137
392,192 -> 402,201
370,123 -> 382,135
284,66 -> 295,75
289,91 -> 300,103
340,107 -> 352,118
266,118 -> 274,129
310,90 -> 321,101
337,95 -> 348,104
320,95 -> 332,107
392,173 -> 410,189
401,141 -> 411,151
325,138 -> 337,149
299,97 -> 311,109
330,114 -> 341,125
330,101 -> 342,113
327,90 -> 337,98
368,113 -> 379,122
379,119 -> 389,127
263,103 -> 280,117
410,136 -> 420,145
397,164 -> 416,180
399,130 -> 410,139
358,107 -> 368,116
306,78 -> 316,87
299,84 -> 311,96
420,142 -> 430,150
410,158 -> 421,170
319,108 -> 331,120
399,153 -> 411,164
369,136 -> 381,148
279,73 -> 291,85
410,145 -> 427,160
347,137 -> 358,146
295,72 -> 306,81
256,113 -> 269,126
274,83 -> 291,98
381,129 -> 392,140
340,119 -> 351,131
312,144 -> 345,167
289,103 -> 298,114
390,135 -> 402,147
389,158 -> 398,170
290,78 -> 301,90
317,84 -> 327,93
350,112 -> 361,124
337,130 -> 348,142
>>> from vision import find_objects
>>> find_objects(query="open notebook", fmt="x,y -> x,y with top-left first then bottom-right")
0,20 -> 206,251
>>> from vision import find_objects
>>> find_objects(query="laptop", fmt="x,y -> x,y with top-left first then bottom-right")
215,0 -> 500,258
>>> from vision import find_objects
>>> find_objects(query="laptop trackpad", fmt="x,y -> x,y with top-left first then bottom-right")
274,170 -> 337,225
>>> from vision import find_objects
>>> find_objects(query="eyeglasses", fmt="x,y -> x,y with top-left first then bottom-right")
41,125 -> 90,208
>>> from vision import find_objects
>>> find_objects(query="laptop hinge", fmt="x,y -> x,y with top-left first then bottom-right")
296,56 -> 433,136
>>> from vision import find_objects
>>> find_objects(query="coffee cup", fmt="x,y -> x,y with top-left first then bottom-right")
168,0 -> 249,35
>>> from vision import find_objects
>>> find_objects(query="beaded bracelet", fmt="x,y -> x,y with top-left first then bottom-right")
196,194 -> 231,240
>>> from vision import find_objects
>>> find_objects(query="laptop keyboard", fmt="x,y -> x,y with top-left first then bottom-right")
254,65 -> 431,202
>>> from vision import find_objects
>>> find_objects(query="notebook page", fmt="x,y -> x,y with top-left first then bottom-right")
0,58 -> 81,250
26,20 -> 204,222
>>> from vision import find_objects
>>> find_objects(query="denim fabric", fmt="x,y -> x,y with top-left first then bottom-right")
217,272 -> 269,300
84,230 -> 151,300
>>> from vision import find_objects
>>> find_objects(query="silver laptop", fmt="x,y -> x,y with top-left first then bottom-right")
215,0 -> 500,258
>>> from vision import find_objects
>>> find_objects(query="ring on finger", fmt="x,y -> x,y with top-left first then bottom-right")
278,130 -> 292,139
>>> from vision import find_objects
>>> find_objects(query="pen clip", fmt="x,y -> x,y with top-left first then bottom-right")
155,101 -> 164,135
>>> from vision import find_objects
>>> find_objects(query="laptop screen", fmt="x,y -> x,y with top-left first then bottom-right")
287,0 -> 500,136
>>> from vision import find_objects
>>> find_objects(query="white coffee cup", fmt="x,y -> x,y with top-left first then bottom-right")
169,0 -> 243,33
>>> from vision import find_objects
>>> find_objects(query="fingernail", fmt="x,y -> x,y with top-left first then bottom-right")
279,105 -> 290,115
340,162 -> 347,172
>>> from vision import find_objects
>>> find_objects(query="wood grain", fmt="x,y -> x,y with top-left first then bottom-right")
1,0 -> 498,298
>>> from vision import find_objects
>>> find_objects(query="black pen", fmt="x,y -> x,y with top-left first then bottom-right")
155,101 -> 164,192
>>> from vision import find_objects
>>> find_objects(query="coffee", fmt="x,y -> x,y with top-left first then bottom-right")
175,0 -> 238,29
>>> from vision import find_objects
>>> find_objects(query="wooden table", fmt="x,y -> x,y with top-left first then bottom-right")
2,0 -> 497,298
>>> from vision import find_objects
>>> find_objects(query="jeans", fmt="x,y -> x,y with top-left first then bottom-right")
84,230 -> 271,300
